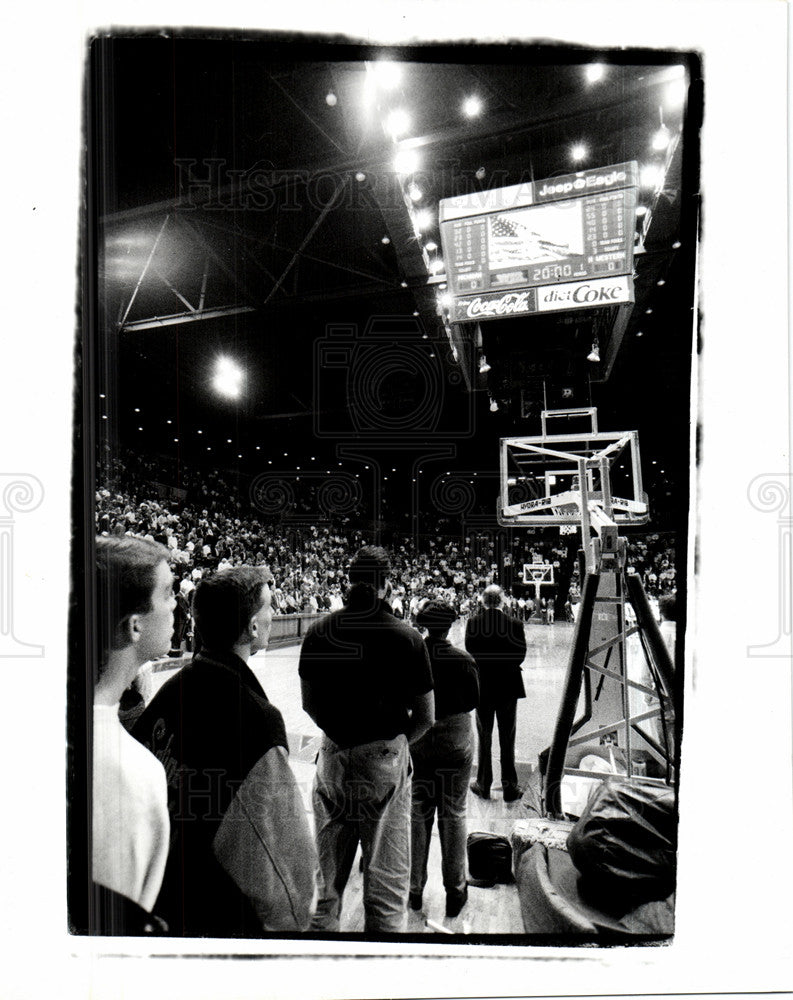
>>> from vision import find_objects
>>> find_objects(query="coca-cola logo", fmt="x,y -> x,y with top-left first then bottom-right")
465,291 -> 532,318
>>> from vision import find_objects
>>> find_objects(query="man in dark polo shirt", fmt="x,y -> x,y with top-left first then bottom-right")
133,566 -> 317,937
299,546 -> 434,933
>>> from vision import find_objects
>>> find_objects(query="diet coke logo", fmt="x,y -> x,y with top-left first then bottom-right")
465,291 -> 532,318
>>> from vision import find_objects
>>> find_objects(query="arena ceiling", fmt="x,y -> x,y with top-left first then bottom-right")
86,34 -> 701,524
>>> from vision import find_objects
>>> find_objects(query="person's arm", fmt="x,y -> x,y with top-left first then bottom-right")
212,745 -> 318,932
405,689 -> 435,744
298,630 -> 323,727
513,617 -> 527,663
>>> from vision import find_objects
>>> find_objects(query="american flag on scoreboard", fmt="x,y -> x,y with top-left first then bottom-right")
489,214 -> 572,264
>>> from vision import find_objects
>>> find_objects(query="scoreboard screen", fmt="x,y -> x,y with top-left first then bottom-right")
439,162 -> 638,320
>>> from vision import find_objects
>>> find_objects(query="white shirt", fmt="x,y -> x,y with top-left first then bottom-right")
93,704 -> 169,913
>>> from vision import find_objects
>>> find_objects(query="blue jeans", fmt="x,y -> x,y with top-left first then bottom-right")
410,713 -> 473,897
311,734 -> 411,933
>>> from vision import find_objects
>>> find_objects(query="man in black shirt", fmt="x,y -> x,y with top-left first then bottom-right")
410,600 -> 479,918
299,546 -> 434,933
465,584 -> 527,802
133,566 -> 317,937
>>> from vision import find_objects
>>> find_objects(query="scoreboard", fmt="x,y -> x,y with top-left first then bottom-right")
439,162 -> 638,322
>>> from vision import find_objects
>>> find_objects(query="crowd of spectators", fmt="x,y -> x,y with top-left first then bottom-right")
95,452 -> 677,633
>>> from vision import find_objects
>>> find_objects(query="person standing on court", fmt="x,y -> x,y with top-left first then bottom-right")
410,600 -> 479,918
465,584 -> 527,802
299,546 -> 435,933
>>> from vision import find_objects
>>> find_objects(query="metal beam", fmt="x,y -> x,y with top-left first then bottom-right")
262,176 -> 348,306
121,305 -> 256,332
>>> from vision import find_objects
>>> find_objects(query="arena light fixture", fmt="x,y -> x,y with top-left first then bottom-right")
413,208 -> 433,232
212,356 -> 244,399
424,240 -> 437,253
408,183 -> 423,202
652,123 -> 671,151
394,148 -> 420,176
665,75 -> 687,110
355,171 -> 366,182
640,164 -> 662,189
372,59 -> 402,90
386,108 -> 411,138
571,143 -> 587,163
636,205 -> 648,217
462,94 -> 483,118
587,339 -> 601,363
479,355 -> 491,374
429,258 -> 445,275
325,92 -> 337,107
381,236 -> 390,245
489,398 -> 499,412
585,63 -> 605,84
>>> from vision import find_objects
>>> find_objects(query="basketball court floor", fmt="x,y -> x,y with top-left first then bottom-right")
151,620 -> 574,935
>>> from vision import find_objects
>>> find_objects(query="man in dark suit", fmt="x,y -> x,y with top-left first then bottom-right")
464,584 -> 527,801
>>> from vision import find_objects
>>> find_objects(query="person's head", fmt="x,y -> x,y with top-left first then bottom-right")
347,545 -> 391,601
659,593 -> 677,623
415,599 -> 457,640
96,535 -> 175,676
192,566 -> 274,655
482,584 -> 505,609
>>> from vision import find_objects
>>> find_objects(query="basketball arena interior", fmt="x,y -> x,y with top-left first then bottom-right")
71,35 -> 699,944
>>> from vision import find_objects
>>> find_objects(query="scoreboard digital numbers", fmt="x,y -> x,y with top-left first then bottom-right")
439,162 -> 638,321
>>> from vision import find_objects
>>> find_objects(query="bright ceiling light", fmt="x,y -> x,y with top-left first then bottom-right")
439,292 -> 453,308
372,60 -> 402,89
636,205 -> 648,217
651,125 -> 670,151
394,148 -> 420,175
325,92 -> 337,107
408,183 -> 423,202
587,341 -> 601,363
571,143 -> 587,163
424,240 -> 438,253
479,356 -> 491,374
585,63 -> 605,83
429,258 -> 445,274
414,208 -> 433,232
489,398 -> 499,413
386,108 -> 411,138
212,357 -> 244,399
665,75 -> 687,109
355,171 -> 366,182
462,94 -> 483,117
640,164 -> 662,189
